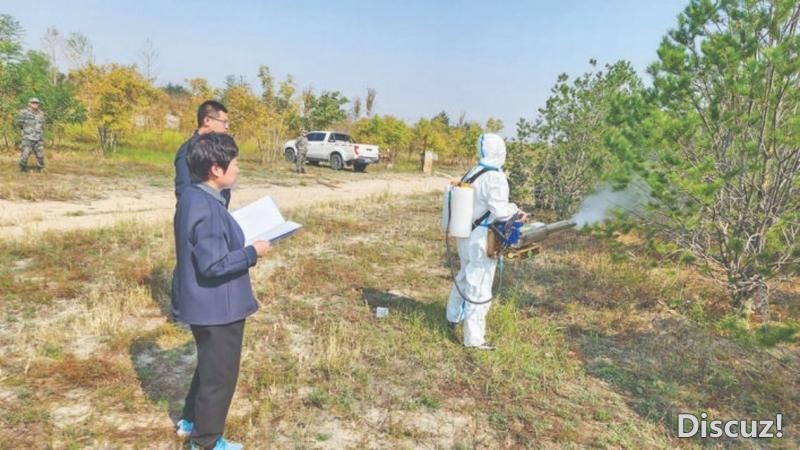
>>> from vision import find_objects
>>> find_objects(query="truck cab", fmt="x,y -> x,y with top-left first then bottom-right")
284,131 -> 380,172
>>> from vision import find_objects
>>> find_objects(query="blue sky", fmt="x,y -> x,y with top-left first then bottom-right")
5,0 -> 688,135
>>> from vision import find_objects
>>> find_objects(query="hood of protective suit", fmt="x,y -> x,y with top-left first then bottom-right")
477,133 -> 506,168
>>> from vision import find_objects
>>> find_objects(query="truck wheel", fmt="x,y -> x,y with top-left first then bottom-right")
284,148 -> 296,163
353,162 -> 367,173
330,153 -> 344,170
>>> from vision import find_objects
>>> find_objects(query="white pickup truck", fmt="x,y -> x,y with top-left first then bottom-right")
283,131 -> 380,172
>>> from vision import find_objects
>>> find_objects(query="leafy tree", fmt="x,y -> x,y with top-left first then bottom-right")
222,79 -> 270,152
186,77 -> 217,100
0,47 -> 85,148
276,74 -> 297,113
223,68 -> 303,163
273,74 -> 302,136
0,14 -> 24,64
257,65 -> 275,108
485,117 -> 504,133
255,67 -> 302,161
354,115 -> 412,163
406,112 -> 488,164
433,110 -> 451,128
506,118 -> 540,207
520,60 -> 643,217
162,82 -> 190,97
158,82 -> 193,132
609,0 -> 800,308
71,63 -> 161,152
300,88 -> 315,120
0,15 -> 24,146
411,117 -> 448,160
305,91 -> 348,130
9,51 -> 85,143
454,121 -> 483,164
168,77 -> 219,133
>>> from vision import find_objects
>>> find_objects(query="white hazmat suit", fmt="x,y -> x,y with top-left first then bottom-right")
446,133 -> 519,348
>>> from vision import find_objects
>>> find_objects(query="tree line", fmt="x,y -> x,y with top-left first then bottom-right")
0,14 -> 504,163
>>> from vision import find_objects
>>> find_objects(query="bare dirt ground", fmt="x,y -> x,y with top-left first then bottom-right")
0,173 -> 449,238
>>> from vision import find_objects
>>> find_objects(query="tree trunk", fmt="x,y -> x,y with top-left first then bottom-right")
97,126 -> 118,154
98,126 -> 108,153
728,273 -> 769,317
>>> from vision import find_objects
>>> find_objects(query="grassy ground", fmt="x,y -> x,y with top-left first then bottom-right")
0,190 -> 797,449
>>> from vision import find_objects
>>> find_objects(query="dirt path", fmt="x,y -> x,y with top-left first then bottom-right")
1,173 -> 448,239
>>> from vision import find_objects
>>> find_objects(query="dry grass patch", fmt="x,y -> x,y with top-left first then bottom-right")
1,190 -> 798,448
504,228 -> 800,447
0,152 -> 169,201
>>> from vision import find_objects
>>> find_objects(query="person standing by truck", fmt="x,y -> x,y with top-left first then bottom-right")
294,129 -> 308,173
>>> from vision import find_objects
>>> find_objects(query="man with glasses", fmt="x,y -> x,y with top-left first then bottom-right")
17,97 -> 46,173
174,100 -> 231,206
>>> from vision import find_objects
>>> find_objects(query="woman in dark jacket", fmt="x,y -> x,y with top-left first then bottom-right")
173,132 -> 269,450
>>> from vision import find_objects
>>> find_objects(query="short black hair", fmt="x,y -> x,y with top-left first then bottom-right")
196,100 -> 228,128
187,133 -> 239,182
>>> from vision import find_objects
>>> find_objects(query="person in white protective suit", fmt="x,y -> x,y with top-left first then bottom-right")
446,133 -> 526,350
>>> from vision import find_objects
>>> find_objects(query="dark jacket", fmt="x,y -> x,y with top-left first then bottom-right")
173,184 -> 259,325
174,132 -> 231,206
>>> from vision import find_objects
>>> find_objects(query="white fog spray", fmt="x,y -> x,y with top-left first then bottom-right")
570,180 -> 651,227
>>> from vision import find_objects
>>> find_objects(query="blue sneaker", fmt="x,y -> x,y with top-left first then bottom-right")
191,437 -> 243,450
176,419 -> 193,439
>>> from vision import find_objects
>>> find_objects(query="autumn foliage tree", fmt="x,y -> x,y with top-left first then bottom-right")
222,76 -> 270,155
258,66 -> 302,162
354,115 -> 412,163
70,63 -> 162,152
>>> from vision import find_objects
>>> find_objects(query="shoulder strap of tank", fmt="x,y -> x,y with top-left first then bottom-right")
462,166 -> 499,230
471,210 -> 491,231
460,166 -> 497,184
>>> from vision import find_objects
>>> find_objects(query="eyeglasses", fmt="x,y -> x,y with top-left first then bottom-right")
208,116 -> 230,127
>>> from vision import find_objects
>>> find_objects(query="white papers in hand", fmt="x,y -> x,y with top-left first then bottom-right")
231,196 -> 302,245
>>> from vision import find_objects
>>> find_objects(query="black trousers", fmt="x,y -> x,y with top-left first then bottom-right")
182,319 -> 245,448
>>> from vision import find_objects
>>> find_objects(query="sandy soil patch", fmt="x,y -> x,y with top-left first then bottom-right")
0,173 -> 447,239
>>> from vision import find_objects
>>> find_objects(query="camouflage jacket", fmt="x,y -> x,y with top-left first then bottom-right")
296,136 -> 309,152
16,108 -> 45,141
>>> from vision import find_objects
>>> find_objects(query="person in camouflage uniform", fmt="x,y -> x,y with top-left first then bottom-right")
17,98 -> 46,172
294,130 -> 308,174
